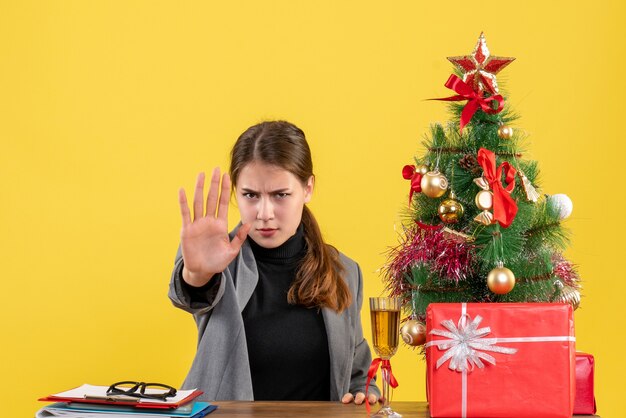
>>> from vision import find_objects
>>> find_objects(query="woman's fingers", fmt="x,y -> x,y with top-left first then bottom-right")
217,173 -> 231,221
368,393 -> 378,404
231,223 -> 251,250
178,188 -> 191,226
193,172 -> 206,220
185,168 -> 228,224
205,167 -> 221,218
341,392 -> 371,405
341,393 -> 354,404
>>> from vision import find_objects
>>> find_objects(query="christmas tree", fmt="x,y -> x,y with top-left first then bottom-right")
384,33 -> 581,347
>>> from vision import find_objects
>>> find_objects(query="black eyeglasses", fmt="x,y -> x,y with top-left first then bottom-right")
106,381 -> 177,401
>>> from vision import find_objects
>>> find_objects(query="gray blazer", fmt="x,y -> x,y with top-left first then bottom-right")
168,232 -> 380,401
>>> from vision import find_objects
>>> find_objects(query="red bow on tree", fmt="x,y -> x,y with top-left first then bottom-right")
431,74 -> 504,131
402,165 -> 423,207
477,148 -> 518,228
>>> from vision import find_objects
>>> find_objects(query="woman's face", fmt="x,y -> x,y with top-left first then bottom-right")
235,162 -> 314,248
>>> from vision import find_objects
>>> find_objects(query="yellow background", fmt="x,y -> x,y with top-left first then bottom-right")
1,1 -> 624,416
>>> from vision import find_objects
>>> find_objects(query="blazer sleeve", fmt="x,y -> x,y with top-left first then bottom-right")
349,263 -> 381,397
168,244 -> 226,315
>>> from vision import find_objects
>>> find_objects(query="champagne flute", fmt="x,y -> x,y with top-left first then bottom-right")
370,297 -> 402,418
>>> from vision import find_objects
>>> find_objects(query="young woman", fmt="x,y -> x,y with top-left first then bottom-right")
169,121 -> 379,404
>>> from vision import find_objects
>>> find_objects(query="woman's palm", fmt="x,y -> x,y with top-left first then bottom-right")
178,169 -> 250,284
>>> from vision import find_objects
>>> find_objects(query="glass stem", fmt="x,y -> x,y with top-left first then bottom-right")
382,366 -> 390,408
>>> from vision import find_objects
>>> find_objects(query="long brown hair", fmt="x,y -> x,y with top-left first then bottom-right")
230,120 -> 351,313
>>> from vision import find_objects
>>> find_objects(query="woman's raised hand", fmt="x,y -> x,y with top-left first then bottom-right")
178,168 -> 251,286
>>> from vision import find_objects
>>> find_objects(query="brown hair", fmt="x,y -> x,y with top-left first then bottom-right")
229,120 -> 351,313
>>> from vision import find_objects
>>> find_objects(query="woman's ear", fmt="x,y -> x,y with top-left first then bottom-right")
303,175 -> 315,203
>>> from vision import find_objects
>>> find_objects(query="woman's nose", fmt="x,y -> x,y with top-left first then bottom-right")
256,198 -> 274,221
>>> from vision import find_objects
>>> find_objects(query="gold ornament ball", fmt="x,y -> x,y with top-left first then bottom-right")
559,286 -> 581,310
552,280 -> 580,310
415,164 -> 429,175
498,125 -> 514,140
438,198 -> 465,224
401,320 -> 427,346
420,171 -> 448,198
487,266 -> 516,294
475,190 -> 494,211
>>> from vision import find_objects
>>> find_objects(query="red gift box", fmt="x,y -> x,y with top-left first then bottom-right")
426,303 -> 575,418
574,352 -> 597,414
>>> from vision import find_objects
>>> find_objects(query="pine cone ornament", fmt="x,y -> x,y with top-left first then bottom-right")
459,154 -> 481,175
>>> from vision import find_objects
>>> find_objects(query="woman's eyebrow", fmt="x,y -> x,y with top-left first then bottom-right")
240,187 -> 291,193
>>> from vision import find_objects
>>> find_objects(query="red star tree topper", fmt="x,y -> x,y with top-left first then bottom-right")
447,32 -> 515,95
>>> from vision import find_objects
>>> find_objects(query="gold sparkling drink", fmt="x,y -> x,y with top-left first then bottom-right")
371,308 -> 400,359
369,297 -> 402,418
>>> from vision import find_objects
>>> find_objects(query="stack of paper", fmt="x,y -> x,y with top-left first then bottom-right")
37,384 -> 216,418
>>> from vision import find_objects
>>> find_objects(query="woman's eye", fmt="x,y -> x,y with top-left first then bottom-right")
243,193 -> 257,199
275,193 -> 289,199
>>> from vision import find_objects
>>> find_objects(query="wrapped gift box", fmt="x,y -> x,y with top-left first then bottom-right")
426,303 -> 575,418
574,352 -> 597,415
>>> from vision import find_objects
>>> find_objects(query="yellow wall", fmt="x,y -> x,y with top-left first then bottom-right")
2,1 -> 624,416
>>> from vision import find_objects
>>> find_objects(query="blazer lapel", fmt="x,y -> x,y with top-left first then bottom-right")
234,241 -> 259,312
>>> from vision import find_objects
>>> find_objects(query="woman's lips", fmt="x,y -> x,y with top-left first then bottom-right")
257,228 -> 277,237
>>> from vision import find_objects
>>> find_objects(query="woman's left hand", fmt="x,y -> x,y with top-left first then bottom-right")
341,392 -> 378,405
